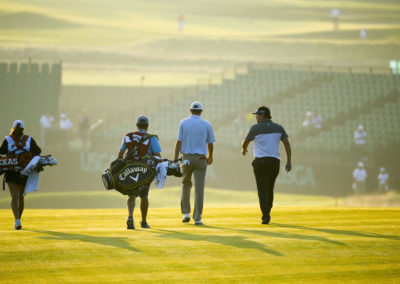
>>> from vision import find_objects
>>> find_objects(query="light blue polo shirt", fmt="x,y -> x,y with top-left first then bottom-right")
120,130 -> 161,156
177,115 -> 216,155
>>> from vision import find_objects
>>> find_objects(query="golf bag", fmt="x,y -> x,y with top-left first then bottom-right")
0,152 -> 33,172
102,157 -> 182,195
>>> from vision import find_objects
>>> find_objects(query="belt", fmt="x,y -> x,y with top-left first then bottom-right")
183,154 -> 207,159
255,156 -> 278,161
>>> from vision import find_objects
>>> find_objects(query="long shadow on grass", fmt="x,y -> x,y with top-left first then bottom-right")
34,230 -> 141,252
201,225 -> 345,246
233,228 -> 345,246
155,229 -> 283,256
273,224 -> 400,241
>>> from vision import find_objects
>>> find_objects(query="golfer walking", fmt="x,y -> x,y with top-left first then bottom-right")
242,106 -> 292,224
174,102 -> 215,225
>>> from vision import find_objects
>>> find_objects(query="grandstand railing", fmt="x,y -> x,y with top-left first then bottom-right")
196,62 -> 395,89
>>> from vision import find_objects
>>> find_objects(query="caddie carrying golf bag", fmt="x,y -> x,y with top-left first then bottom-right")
102,131 -> 183,195
102,131 -> 158,195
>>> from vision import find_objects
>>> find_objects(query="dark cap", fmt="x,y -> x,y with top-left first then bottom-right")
136,115 -> 149,125
252,106 -> 271,118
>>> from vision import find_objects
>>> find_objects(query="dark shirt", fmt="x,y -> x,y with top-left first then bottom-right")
79,116 -> 90,132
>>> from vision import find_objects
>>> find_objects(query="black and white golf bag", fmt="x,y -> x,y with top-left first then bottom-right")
102,157 -> 182,196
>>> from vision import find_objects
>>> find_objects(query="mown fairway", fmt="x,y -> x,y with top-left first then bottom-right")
1,207 -> 399,283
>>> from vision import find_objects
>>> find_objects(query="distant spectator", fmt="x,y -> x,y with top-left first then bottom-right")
59,113 -> 73,149
178,11 -> 185,32
312,114 -> 323,130
78,108 -> 91,149
352,162 -> 367,194
390,61 -> 398,74
377,167 -> 389,193
40,113 -> 54,147
59,113 -> 73,132
140,75 -> 146,87
331,8 -> 340,30
360,27 -> 367,40
302,111 -> 314,129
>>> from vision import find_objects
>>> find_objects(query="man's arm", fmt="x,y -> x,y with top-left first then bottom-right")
282,138 -> 292,172
174,140 -> 182,161
241,140 -> 250,156
207,143 -> 213,165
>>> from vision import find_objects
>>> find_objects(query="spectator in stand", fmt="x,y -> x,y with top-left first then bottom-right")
377,167 -> 389,193
302,111 -> 314,129
312,114 -> 323,130
354,124 -> 367,160
40,113 -> 54,147
352,162 -> 367,194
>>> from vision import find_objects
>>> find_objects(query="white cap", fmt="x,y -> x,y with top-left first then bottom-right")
190,101 -> 203,110
357,162 -> 364,167
306,111 -> 313,116
12,120 -> 24,129
380,167 -> 385,172
358,124 -> 364,130
61,113 -> 67,119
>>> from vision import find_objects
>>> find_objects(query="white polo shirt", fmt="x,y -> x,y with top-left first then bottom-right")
244,120 -> 288,160
177,115 -> 216,155
353,168 -> 367,182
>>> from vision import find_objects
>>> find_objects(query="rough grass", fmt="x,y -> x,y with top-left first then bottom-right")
1,188 -> 398,209
0,207 -> 399,283
0,187 -> 339,209
0,0 -> 399,85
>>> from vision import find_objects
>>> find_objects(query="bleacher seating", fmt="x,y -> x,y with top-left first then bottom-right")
98,65 -> 400,156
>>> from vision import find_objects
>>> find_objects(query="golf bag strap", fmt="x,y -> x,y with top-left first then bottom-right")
125,133 -> 151,161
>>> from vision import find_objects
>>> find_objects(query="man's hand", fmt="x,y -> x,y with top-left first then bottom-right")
285,162 -> 292,172
207,156 -> 213,165
241,140 -> 249,156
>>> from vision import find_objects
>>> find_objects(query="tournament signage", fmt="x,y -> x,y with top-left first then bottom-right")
118,165 -> 151,186
0,157 -> 18,168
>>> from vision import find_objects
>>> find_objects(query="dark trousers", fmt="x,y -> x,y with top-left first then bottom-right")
252,157 -> 280,222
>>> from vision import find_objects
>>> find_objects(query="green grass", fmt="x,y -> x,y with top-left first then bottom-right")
0,207 -> 399,283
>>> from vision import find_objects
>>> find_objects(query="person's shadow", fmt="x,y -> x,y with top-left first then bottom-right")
33,230 -> 141,252
155,228 -> 284,256
273,223 -> 400,241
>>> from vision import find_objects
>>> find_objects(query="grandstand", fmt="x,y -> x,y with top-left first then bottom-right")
0,59 -> 62,137
1,59 -> 399,192
97,64 -> 399,158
